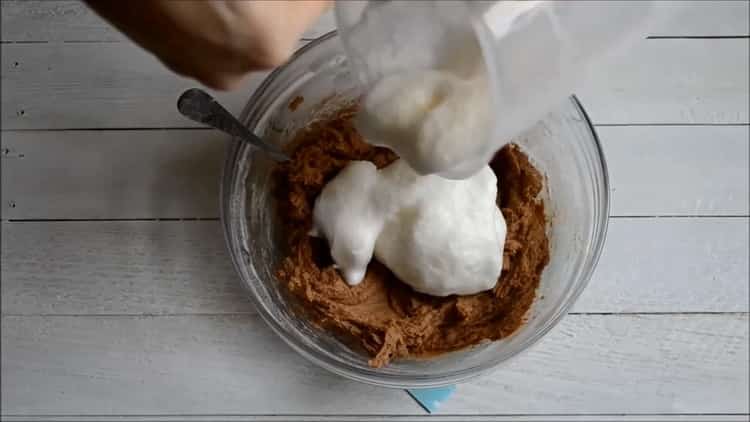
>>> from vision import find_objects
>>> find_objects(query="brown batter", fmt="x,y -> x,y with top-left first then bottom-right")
288,95 -> 304,111
273,104 -> 550,368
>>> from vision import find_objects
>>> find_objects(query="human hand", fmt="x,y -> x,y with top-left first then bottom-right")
86,0 -> 331,90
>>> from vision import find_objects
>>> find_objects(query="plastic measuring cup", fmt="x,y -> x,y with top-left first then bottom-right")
335,0 -> 668,151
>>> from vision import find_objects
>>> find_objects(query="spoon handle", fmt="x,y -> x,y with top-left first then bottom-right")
177,88 -> 288,161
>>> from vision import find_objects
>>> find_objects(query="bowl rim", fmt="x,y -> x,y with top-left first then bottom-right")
220,30 -> 611,388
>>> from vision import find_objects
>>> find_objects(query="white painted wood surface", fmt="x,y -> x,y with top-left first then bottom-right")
2,1 -> 749,420
1,129 -> 226,219
2,218 -> 748,315
3,418 -> 750,422
3,38 -> 748,130
0,41 -> 274,130
601,125 -> 749,216
2,1 -> 748,42
577,38 -> 749,125
2,417 -> 750,422
2,315 -> 748,415
0,1 -> 333,43
3,126 -> 747,219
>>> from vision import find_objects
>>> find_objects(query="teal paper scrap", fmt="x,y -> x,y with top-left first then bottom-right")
406,386 -> 457,413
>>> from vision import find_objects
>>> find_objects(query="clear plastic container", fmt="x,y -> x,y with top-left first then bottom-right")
221,32 -> 609,388
335,1 -> 663,168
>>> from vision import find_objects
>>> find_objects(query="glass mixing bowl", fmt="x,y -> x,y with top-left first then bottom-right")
221,32 -> 609,388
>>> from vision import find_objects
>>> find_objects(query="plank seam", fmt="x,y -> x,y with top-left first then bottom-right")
2,312 -> 747,318
4,216 -> 748,223
3,36 -> 748,44
3,218 -> 221,222
2,124 -> 749,132
2,413 -> 748,417
608,215 -> 750,219
1,127 -> 215,132
647,35 -> 750,39
594,123 -> 750,127
0,40 -> 123,44
3,124 -> 748,133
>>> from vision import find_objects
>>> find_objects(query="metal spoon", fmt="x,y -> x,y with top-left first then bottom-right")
177,88 -> 289,161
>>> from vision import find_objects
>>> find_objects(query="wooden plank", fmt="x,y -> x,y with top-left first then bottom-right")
0,1 -> 334,42
2,218 -> 747,315
3,416 -> 749,422
0,314 -> 422,416
2,314 -> 747,415
3,1 -> 748,43
0,221 -> 248,315
1,41 -> 274,130
649,0 -> 750,37
444,314 -> 749,414
575,217 -> 749,313
1,129 -> 226,220
600,125 -> 749,217
2,39 -> 748,129
2,126 -> 746,220
1,1 -> 123,42
576,38 -> 749,125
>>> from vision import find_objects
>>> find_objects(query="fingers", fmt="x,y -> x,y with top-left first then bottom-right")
234,0 -> 333,69
157,51 -> 250,91
166,1 -> 332,89
85,0 -> 333,91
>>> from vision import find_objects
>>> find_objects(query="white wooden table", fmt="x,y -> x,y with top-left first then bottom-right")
1,1 -> 749,421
